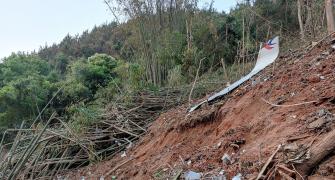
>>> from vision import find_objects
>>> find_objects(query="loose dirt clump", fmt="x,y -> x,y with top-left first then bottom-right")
64,36 -> 335,179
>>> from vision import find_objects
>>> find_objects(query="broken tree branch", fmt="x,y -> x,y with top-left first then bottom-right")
105,157 -> 134,177
188,57 -> 206,107
261,98 -> 317,107
256,145 -> 281,180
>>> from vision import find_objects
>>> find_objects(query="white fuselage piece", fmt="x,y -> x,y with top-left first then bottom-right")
189,36 -> 280,112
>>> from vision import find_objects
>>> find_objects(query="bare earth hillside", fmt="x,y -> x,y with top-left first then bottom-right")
64,36 -> 335,179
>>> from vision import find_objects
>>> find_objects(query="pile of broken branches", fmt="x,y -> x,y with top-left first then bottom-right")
0,88 -> 184,179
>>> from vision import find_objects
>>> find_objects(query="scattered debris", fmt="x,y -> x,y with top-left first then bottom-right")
221,153 -> 231,165
121,151 -> 127,158
232,173 -> 242,180
284,143 -> 299,152
256,145 -> 281,180
184,170 -> 201,180
217,141 -> 222,148
286,146 -> 310,164
306,109 -> 335,130
173,170 -> 183,180
321,51 -> 330,56
231,139 -> 246,145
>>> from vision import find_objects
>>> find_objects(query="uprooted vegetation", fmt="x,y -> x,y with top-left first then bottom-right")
63,35 -> 335,179
0,89 -> 185,179
1,0 -> 335,179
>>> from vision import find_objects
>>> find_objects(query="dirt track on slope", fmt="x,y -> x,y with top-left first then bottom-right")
64,37 -> 335,179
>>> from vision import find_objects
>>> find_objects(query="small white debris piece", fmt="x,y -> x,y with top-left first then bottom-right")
187,160 -> 192,166
284,142 -> 299,151
80,176 -> 85,180
232,173 -> 242,180
217,141 -> 222,148
121,151 -> 127,158
115,140 -> 122,146
219,170 -> 225,175
216,173 -> 227,180
221,153 -> 231,165
320,76 -> 325,80
318,109 -> 327,116
332,44 -> 335,49
322,51 -> 330,56
291,115 -> 297,119
184,170 -> 201,180
56,175 -> 66,180
126,142 -> 133,149
99,176 -> 105,180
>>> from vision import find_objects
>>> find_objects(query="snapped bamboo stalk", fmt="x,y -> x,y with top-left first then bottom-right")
1,88 -> 185,179
8,112 -> 56,180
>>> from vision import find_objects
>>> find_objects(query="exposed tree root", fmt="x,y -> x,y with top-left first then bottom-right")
296,129 -> 335,176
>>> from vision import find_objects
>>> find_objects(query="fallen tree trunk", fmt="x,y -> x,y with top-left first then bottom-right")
296,129 -> 335,176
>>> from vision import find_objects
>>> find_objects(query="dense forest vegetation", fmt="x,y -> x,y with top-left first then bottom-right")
0,0 -> 330,135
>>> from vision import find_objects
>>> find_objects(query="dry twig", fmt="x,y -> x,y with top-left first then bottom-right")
256,145 -> 281,180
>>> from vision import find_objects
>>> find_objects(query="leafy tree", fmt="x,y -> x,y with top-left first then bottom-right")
55,54 -> 118,104
1,0 -> 330,133
0,54 -> 55,127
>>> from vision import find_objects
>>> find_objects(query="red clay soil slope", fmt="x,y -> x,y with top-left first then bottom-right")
64,37 -> 335,179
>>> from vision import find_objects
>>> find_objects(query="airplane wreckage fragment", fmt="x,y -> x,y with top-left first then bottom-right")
189,36 -> 280,112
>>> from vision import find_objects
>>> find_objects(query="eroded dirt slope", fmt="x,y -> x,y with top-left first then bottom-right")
65,38 -> 335,179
